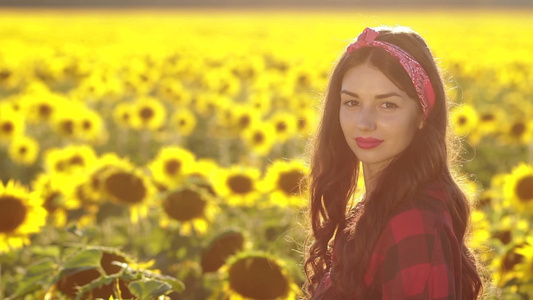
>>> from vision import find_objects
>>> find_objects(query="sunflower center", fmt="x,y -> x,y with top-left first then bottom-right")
0,70 -> 11,80
239,115 -> 250,128
38,104 -> 52,118
515,175 -> 533,202
82,120 -> 92,130
457,116 -> 467,126
297,118 -> 306,130
104,172 -> 147,204
19,146 -> 28,155
278,170 -> 303,196
0,196 -> 27,233
179,119 -> 186,126
481,114 -> 494,122
494,230 -> 511,245
253,132 -> 265,144
61,120 -> 74,135
164,160 -> 182,176
510,123 -> 525,137
227,175 -> 253,194
163,189 -> 206,221
275,122 -> 287,132
70,155 -> 85,167
140,107 -> 154,120
228,256 -> 289,299
122,112 -> 130,122
1,122 -> 14,134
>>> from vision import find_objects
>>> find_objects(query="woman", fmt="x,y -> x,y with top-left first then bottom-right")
303,26 -> 485,299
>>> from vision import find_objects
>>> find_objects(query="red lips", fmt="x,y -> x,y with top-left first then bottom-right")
355,137 -> 383,149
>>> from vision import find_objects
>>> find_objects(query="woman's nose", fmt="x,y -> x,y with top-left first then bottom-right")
356,107 -> 377,131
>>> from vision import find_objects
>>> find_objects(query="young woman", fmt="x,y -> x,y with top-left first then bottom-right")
303,26 -> 484,299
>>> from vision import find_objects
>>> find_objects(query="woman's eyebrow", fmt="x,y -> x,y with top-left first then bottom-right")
340,89 -> 402,99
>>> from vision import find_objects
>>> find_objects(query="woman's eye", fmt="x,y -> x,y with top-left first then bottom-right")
381,102 -> 398,109
344,100 -> 359,107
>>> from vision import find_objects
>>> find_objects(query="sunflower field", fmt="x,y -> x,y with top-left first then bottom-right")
0,8 -> 532,300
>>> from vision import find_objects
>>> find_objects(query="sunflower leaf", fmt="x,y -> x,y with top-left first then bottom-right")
62,249 -> 103,275
10,259 -> 57,298
128,279 -> 173,300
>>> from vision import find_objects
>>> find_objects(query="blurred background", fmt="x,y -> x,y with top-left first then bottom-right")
0,1 -> 532,300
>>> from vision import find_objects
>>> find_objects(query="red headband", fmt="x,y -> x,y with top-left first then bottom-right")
346,27 -> 436,119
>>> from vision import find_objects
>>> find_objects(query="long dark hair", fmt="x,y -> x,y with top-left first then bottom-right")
303,26 -> 484,299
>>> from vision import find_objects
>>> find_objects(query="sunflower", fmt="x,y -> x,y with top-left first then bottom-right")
112,101 -> 135,129
498,118 -> 533,145
193,92 -> 223,117
183,159 -> 220,197
230,105 -> 261,134
100,166 -> 156,223
242,122 -> 276,156
32,173 -> 79,227
156,78 -> 192,106
170,108 -> 197,137
0,180 -> 47,253
77,108 -> 107,144
514,236 -> 533,292
295,108 -> 318,138
55,247 -> 135,299
213,165 -> 262,206
0,104 -> 25,143
130,97 -> 167,131
468,107 -> 505,145
503,163 -> 533,215
44,144 -> 97,175
201,230 -> 245,273
159,185 -> 219,236
221,251 -> 300,300
51,107 -> 81,139
8,135 -> 40,165
268,111 -> 298,143
490,240 -> 527,289
261,159 -> 309,207
247,92 -> 272,115
450,104 -> 479,137
468,210 -> 492,264
148,146 -> 197,189
19,90 -> 58,124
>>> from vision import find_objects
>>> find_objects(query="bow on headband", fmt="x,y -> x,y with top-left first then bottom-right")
346,27 -> 436,119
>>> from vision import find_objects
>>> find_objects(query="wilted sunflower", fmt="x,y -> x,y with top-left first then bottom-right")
450,104 -> 479,136
8,135 -> 40,165
261,159 -> 309,207
221,251 -> 300,300
55,247 -> 136,299
170,108 -> 197,137
130,97 -> 167,131
0,104 -> 25,143
213,166 -> 262,206
268,111 -> 298,143
44,144 -> 97,175
242,123 -> 276,156
503,163 -> 533,215
159,185 -> 218,236
100,166 -> 156,223
0,180 -> 47,253
148,146 -> 196,188
201,230 -> 245,273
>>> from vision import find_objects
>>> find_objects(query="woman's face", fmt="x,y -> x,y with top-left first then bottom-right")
339,62 -> 423,173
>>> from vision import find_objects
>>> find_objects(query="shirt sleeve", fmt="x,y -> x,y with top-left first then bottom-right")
374,207 -> 460,300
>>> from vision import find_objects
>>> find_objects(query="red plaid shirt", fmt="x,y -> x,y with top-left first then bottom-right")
318,183 -> 461,299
